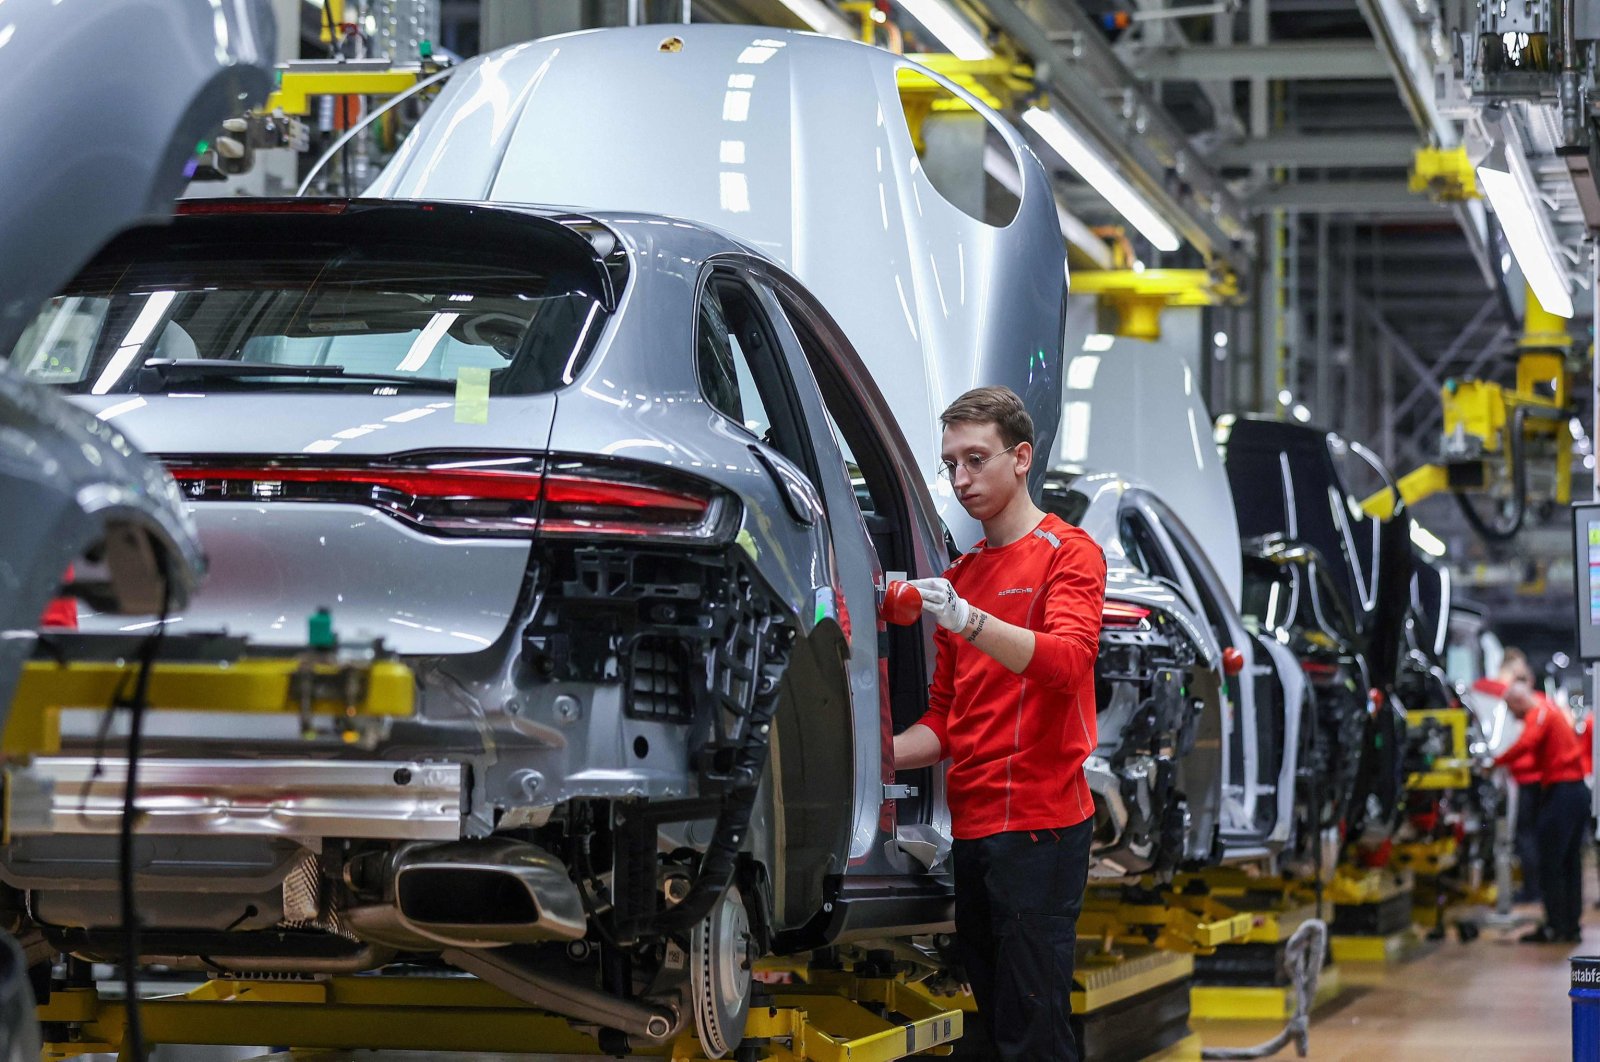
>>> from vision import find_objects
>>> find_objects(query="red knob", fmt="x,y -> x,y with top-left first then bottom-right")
1222,647 -> 1245,676
880,581 -> 923,626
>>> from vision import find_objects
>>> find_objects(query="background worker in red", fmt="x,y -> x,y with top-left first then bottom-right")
1490,648 -> 1588,943
891,386 -> 1106,1061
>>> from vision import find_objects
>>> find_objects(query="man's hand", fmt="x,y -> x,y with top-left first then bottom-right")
909,577 -> 971,632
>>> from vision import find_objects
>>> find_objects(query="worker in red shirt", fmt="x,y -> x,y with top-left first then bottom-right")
1491,649 -> 1589,943
892,386 -> 1105,1061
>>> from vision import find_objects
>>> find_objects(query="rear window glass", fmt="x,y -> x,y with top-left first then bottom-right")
1040,475 -> 1089,526
6,206 -> 613,396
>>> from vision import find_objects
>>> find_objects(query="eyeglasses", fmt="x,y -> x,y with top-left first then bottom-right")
936,444 -> 1018,482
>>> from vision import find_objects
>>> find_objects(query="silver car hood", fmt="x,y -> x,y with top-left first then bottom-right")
365,25 -> 1067,548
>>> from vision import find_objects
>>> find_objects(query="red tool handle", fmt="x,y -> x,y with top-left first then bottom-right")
880,580 -> 923,626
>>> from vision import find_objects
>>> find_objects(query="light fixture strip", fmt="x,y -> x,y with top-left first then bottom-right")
1021,107 -> 1180,253
894,0 -> 993,60
1476,131 -> 1574,318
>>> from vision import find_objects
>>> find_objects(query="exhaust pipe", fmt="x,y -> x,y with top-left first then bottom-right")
392,838 -> 587,947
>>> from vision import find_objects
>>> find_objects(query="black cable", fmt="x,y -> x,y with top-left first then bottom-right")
1454,405 -> 1530,542
321,0 -> 338,57
118,569 -> 173,1062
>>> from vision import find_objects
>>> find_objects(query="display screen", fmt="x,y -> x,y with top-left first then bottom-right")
1573,503 -> 1600,661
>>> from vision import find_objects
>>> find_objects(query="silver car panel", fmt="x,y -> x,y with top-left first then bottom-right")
365,26 -> 1067,549
14,757 -> 464,841
82,501 -> 532,655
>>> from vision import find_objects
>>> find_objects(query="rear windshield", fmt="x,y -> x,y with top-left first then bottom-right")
6,205 -> 613,396
1040,473 -> 1089,526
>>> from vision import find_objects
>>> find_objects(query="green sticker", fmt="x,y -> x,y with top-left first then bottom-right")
454,366 -> 490,424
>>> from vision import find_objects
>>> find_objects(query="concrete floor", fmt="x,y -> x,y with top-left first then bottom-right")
1194,899 -> 1587,1060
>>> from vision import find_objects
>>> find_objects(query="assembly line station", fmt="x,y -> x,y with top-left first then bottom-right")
1,0 -> 1599,1059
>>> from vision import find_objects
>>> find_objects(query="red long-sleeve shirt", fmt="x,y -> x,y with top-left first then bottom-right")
1494,692 -> 1587,786
914,513 -> 1105,840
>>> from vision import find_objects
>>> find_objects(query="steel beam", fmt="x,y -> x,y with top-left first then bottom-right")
1210,132 -> 1418,168
1355,0 -> 1454,148
1248,180 -> 1451,214
990,0 -> 1252,269
1131,41 -> 1394,81
1387,298 -> 1499,420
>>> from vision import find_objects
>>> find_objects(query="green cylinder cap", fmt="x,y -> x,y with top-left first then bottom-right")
309,607 -> 336,650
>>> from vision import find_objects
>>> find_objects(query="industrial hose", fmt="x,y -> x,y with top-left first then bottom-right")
1201,918 -> 1329,1060
1453,405 -> 1531,543
1454,398 -> 1573,543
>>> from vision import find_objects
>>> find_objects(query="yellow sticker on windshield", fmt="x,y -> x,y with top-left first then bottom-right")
454,367 -> 490,424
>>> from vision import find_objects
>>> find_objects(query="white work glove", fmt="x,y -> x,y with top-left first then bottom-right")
908,577 -> 971,633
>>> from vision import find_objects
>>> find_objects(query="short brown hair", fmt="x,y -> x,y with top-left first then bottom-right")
940,386 -> 1035,449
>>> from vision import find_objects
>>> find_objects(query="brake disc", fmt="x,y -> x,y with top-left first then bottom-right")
690,882 -> 753,1059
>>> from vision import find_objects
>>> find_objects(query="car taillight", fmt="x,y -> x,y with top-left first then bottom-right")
165,454 -> 737,543
176,200 -> 349,216
1301,660 -> 1339,683
40,565 -> 77,630
1101,601 -> 1152,628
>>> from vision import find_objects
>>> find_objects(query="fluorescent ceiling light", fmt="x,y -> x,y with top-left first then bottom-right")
895,0 -> 992,60
984,144 -> 1112,268
776,0 -> 854,37
1081,333 -> 1115,352
1477,163 -> 1574,318
1021,108 -> 1180,252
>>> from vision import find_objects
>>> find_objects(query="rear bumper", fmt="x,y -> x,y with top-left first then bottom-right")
12,756 -> 463,840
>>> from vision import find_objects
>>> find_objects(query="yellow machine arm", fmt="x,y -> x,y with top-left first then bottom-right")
1360,286 -> 1574,531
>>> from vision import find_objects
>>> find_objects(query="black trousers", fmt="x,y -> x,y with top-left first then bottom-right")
1516,781 -> 1542,901
1536,780 -> 1590,937
953,819 -> 1093,1062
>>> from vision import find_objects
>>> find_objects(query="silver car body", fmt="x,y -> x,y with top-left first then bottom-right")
363,25 -> 1068,549
6,200 -> 964,1048
1069,473 -> 1306,862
